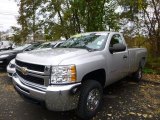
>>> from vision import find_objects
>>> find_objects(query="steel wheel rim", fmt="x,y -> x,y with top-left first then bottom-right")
86,88 -> 100,111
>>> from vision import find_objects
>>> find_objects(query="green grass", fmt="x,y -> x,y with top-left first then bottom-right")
143,68 -> 160,75
144,56 -> 160,74
146,57 -> 160,67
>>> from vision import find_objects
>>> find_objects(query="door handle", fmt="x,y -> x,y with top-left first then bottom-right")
123,55 -> 128,59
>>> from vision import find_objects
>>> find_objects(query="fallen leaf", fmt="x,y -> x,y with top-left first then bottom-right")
137,113 -> 142,116
129,112 -> 136,115
107,114 -> 112,117
142,114 -> 148,118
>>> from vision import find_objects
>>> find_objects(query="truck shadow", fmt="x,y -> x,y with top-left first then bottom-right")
103,77 -> 139,95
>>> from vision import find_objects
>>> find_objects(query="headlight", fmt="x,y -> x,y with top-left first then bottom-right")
50,65 -> 77,84
0,54 -> 9,58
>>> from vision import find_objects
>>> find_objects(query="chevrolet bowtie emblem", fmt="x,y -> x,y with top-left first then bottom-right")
20,67 -> 28,75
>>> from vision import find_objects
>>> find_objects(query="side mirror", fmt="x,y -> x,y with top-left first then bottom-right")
109,43 -> 126,54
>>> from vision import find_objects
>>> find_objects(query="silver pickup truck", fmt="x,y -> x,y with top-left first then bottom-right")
12,32 -> 147,119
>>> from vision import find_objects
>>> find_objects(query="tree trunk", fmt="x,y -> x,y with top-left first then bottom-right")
57,10 -> 68,39
32,1 -> 36,42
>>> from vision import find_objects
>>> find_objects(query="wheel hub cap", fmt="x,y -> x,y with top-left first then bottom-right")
87,89 -> 100,111
138,69 -> 142,79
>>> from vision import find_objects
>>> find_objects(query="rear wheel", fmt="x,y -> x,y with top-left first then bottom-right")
77,80 -> 103,119
133,67 -> 142,82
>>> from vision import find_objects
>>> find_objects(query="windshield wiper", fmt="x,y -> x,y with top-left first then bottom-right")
83,45 -> 97,52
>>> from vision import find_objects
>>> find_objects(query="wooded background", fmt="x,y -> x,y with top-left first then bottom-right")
11,0 -> 160,72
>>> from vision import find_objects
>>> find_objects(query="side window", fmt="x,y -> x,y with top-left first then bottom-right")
109,34 -> 123,47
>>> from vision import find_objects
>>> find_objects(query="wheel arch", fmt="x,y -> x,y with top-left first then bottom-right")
81,69 -> 106,87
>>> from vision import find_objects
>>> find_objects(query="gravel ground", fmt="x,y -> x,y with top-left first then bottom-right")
0,70 -> 160,120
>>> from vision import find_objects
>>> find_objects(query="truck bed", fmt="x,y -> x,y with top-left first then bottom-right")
128,48 -> 147,73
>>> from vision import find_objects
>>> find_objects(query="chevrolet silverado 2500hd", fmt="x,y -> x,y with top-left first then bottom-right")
12,32 -> 147,119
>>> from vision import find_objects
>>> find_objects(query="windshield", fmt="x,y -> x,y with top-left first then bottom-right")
57,33 -> 107,51
13,44 -> 31,51
35,43 -> 51,49
26,44 -> 41,50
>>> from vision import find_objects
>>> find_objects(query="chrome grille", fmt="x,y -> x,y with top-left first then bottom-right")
16,69 -> 45,85
15,60 -> 45,72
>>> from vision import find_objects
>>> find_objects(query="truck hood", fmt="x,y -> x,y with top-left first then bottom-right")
16,48 -> 89,65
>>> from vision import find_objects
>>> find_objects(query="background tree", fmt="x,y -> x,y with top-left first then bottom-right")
17,0 -> 29,42
14,0 -> 160,57
141,0 -> 160,56
118,0 -> 160,57
17,0 -> 42,42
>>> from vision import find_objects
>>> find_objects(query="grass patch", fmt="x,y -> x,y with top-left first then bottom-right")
143,68 -> 160,75
144,56 -> 160,75
146,57 -> 160,68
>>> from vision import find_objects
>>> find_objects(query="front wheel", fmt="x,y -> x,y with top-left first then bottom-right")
77,80 -> 103,119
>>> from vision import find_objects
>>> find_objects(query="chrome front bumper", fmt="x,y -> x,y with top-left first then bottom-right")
12,73 -> 81,111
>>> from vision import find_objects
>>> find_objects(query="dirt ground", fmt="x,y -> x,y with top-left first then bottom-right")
0,70 -> 159,120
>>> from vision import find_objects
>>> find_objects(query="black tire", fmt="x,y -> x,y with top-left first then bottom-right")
133,67 -> 142,82
76,80 -> 103,120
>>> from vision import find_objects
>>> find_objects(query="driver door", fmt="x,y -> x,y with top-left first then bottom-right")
108,34 -> 129,82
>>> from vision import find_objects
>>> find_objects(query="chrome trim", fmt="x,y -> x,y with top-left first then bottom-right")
17,73 -> 47,90
87,89 -> 101,111
15,64 -> 50,76
16,64 -> 50,86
